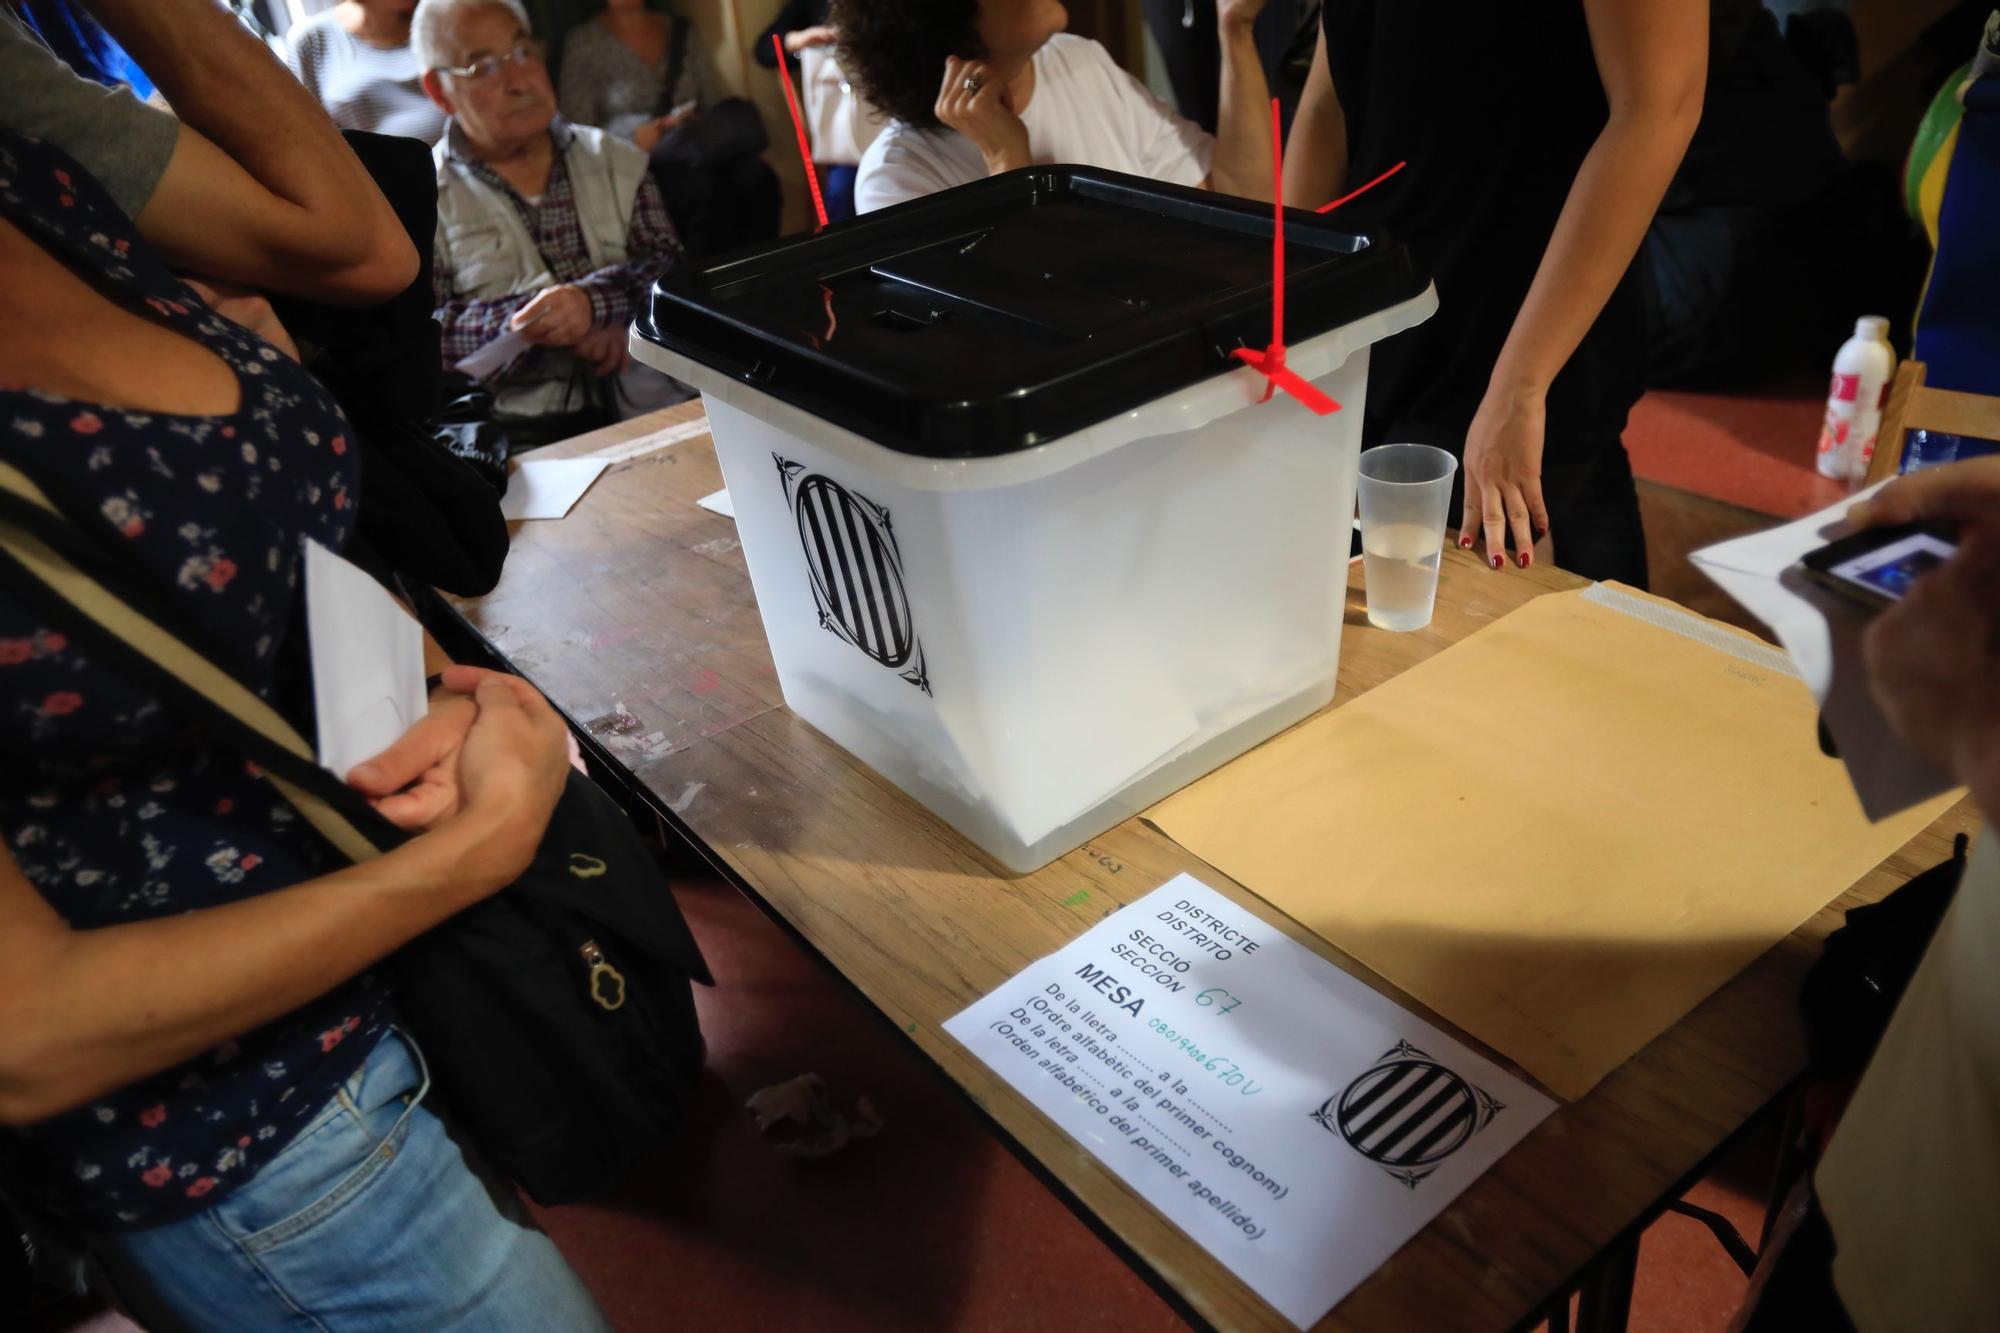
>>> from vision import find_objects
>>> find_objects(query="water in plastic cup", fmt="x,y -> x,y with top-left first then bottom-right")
1357,443 -> 1458,632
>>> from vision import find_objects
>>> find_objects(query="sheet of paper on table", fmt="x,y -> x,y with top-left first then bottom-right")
501,458 -> 609,521
1690,483 -> 1955,820
946,875 -> 1553,1329
1147,583 -> 1960,1103
696,487 -> 734,518
303,537 -> 427,782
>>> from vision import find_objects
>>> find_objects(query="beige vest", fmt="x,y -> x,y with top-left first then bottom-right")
1817,825 -> 2000,1332
433,120 -> 649,417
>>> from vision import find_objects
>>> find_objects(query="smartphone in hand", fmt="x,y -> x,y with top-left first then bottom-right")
1798,522 -> 1958,612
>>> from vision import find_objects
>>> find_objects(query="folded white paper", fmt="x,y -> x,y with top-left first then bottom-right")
304,538 -> 428,782
947,875 -> 1554,1328
501,458 -> 609,522
453,327 -> 532,380
695,487 -> 735,518
1691,485 -> 1956,819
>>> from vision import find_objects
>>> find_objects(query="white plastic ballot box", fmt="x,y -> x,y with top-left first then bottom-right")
632,167 -> 1435,871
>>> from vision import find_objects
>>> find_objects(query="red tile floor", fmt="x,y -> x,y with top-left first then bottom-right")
1625,379 -> 1844,522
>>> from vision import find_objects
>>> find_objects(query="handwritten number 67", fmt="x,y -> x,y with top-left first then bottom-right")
1195,988 -> 1241,1015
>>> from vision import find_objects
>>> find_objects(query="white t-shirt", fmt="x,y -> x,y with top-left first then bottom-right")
1817,824 -> 2000,1332
854,34 -> 1213,214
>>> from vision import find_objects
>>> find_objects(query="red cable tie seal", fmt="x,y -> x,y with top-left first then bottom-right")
774,34 -> 830,230
1230,98 -> 1340,416
1315,160 -> 1406,214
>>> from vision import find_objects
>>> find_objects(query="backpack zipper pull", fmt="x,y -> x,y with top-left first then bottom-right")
580,939 -> 628,1012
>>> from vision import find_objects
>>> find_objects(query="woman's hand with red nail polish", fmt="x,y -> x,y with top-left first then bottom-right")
1461,384 -> 1550,572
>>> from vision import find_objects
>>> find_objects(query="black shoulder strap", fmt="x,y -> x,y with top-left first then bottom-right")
662,14 -> 692,114
0,459 -> 395,864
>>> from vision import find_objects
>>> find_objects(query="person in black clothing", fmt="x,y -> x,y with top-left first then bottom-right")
752,0 -> 860,220
1284,1 -> 1707,585
1641,0 -> 1852,388
1141,0 -> 1297,132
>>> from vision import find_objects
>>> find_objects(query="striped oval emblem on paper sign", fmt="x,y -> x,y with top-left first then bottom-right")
774,454 -> 931,695
1312,1041 -> 1504,1188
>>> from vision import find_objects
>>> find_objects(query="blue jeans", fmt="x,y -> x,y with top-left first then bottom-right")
87,1030 -> 609,1332
822,164 -> 858,221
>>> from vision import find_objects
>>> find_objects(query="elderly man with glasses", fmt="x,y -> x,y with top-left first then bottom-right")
416,0 -> 685,448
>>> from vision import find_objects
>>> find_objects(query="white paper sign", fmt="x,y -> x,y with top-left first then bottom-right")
501,458 -> 609,521
303,538 -> 428,781
945,875 -> 1554,1328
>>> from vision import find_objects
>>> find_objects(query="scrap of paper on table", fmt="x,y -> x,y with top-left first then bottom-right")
501,458 -> 610,521
1147,584 -> 1961,1103
946,875 -> 1553,1329
696,487 -> 735,518
1690,484 -> 1956,820
304,537 -> 428,782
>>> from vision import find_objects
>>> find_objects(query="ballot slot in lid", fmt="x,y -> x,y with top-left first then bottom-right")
638,167 -> 1420,459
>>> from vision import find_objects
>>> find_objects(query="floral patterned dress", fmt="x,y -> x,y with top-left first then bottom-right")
0,132 -> 390,1230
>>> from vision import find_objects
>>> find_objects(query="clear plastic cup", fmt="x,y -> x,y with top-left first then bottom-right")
1356,443 -> 1458,632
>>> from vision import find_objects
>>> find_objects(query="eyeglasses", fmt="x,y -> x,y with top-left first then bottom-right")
435,37 -> 546,82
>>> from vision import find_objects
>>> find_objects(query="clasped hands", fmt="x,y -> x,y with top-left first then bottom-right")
345,666 -> 572,835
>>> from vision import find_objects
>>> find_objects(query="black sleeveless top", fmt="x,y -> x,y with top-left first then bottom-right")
1322,0 -> 1647,459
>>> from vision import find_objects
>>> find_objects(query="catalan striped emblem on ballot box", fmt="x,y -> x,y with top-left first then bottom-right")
777,454 -> 929,694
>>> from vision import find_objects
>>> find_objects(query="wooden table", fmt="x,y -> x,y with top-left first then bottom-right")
442,404 -> 1975,1333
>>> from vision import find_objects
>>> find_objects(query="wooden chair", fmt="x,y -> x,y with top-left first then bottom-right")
1866,360 -> 2000,482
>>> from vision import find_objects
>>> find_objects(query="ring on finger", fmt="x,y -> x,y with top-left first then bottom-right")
962,75 -> 983,93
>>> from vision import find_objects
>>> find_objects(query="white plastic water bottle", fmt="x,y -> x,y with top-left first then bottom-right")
1816,316 -> 1896,482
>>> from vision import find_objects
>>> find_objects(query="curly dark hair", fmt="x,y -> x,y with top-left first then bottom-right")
830,0 -> 984,130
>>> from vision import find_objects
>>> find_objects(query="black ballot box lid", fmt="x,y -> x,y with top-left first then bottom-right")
636,166 -> 1428,460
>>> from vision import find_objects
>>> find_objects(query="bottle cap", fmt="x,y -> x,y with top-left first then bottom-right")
1856,315 -> 1890,339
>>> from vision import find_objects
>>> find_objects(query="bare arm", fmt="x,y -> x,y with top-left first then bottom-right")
0,672 -> 568,1126
88,0 -> 419,305
1487,0 -> 1705,406
1460,0 -> 1705,566
1280,29 -> 1346,210
1208,1 -> 1276,201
